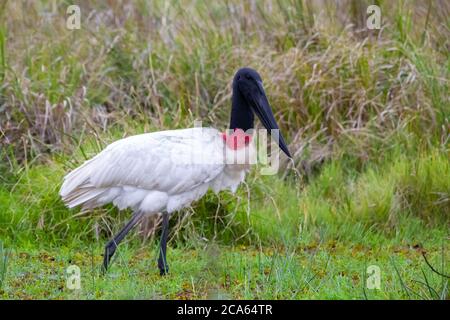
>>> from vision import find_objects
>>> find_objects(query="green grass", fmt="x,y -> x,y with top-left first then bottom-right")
0,148 -> 448,299
0,236 -> 448,299
0,1 -> 449,299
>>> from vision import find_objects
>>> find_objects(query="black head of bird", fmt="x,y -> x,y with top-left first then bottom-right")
230,67 -> 291,158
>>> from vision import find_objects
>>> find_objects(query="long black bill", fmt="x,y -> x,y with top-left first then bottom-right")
245,81 -> 292,158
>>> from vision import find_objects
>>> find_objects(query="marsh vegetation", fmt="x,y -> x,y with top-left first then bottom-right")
0,0 -> 448,299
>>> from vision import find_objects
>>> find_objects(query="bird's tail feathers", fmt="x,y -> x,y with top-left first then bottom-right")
60,158 -> 105,209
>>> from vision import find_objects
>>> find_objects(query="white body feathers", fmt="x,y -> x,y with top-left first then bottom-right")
60,128 -> 255,215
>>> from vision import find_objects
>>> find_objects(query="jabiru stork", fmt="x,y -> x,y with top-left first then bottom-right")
60,68 -> 291,275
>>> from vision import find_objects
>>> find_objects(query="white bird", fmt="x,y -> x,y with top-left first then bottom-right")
60,68 -> 291,275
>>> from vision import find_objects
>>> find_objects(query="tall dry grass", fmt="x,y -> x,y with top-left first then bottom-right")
0,1 -> 448,243
0,1 -> 448,169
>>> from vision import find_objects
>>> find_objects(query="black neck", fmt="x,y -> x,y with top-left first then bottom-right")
229,86 -> 254,131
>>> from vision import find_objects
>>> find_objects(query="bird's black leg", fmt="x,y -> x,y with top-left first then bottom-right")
157,213 -> 170,276
102,212 -> 142,273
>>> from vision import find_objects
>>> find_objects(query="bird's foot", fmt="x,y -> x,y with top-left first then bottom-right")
101,242 -> 116,274
158,261 -> 169,276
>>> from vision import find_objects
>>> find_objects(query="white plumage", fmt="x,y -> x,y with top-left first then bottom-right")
60,127 -> 255,215
60,67 -> 291,275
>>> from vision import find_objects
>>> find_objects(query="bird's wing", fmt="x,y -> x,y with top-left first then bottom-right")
60,128 -> 225,203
